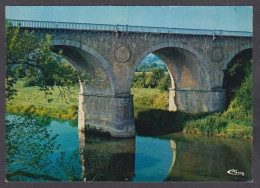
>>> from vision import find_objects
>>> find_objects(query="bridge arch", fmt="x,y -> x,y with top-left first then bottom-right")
220,44 -> 253,86
50,40 -> 119,95
126,42 -> 213,93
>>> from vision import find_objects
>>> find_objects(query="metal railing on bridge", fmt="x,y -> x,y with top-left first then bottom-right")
5,19 -> 253,37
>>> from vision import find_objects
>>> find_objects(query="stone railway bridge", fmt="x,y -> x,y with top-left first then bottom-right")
7,19 -> 253,137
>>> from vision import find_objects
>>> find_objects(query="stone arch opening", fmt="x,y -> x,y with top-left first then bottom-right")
51,40 -> 119,95
130,53 -> 173,111
128,43 -> 213,113
221,45 -> 253,87
222,47 -> 252,108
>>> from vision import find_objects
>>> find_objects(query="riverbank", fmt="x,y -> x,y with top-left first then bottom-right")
6,80 -> 79,120
135,109 -> 252,140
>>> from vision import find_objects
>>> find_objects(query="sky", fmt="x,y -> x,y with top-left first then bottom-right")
5,6 -> 253,32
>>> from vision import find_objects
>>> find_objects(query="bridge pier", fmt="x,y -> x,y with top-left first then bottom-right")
169,88 -> 177,111
169,89 -> 226,113
78,93 -> 135,137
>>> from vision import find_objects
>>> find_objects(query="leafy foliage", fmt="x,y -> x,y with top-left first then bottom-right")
222,60 -> 252,121
223,50 -> 252,107
5,25 -> 99,102
183,58 -> 253,139
131,72 -> 146,88
6,115 -> 60,180
151,68 -> 165,86
131,69 -> 171,91
230,61 -> 252,111
6,114 -> 82,181
158,72 -> 171,91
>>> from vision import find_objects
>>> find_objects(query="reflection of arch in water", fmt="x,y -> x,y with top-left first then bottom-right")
133,136 -> 173,182
167,139 -> 177,177
78,130 -> 135,181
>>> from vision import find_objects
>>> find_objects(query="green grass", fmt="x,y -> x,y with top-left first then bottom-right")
182,112 -> 252,139
131,87 -> 162,97
6,80 -> 79,119
131,88 -> 168,117
8,80 -> 79,109
6,80 -> 168,120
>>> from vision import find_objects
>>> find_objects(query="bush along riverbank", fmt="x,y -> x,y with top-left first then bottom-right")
181,65 -> 253,140
6,103 -> 78,120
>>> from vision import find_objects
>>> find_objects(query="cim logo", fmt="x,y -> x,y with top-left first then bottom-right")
227,169 -> 245,176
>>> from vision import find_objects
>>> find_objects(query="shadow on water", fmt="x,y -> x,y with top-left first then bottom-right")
135,109 -> 209,136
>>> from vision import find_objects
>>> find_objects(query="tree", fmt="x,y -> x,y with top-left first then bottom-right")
158,74 -> 171,91
152,68 -> 164,86
131,72 -> 146,88
5,24 -> 90,102
149,62 -> 157,69
145,73 -> 155,88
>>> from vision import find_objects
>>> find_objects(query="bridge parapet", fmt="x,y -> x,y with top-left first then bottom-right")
6,19 -> 253,37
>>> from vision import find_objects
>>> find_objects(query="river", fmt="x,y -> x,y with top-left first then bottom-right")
5,114 -> 252,182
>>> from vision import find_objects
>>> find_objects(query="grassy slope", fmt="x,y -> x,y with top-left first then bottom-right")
6,80 -> 79,119
7,80 -> 78,109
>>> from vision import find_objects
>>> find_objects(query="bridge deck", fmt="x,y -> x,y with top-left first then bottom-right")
6,19 -> 253,37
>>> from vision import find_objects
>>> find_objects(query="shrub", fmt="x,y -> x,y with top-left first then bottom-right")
68,104 -> 78,119
157,74 -> 171,91
183,113 -> 227,135
131,72 -> 146,88
223,60 -> 252,121
223,123 -> 253,139
151,68 -> 165,86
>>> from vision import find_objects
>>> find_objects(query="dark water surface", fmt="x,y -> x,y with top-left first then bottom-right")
5,114 -> 252,182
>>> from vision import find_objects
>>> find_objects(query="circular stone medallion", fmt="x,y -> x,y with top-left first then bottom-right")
115,45 -> 130,62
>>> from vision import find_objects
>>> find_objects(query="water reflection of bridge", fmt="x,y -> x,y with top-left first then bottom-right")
78,130 -> 252,182
78,130 -> 135,181
164,134 -> 252,181
78,130 -> 176,181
